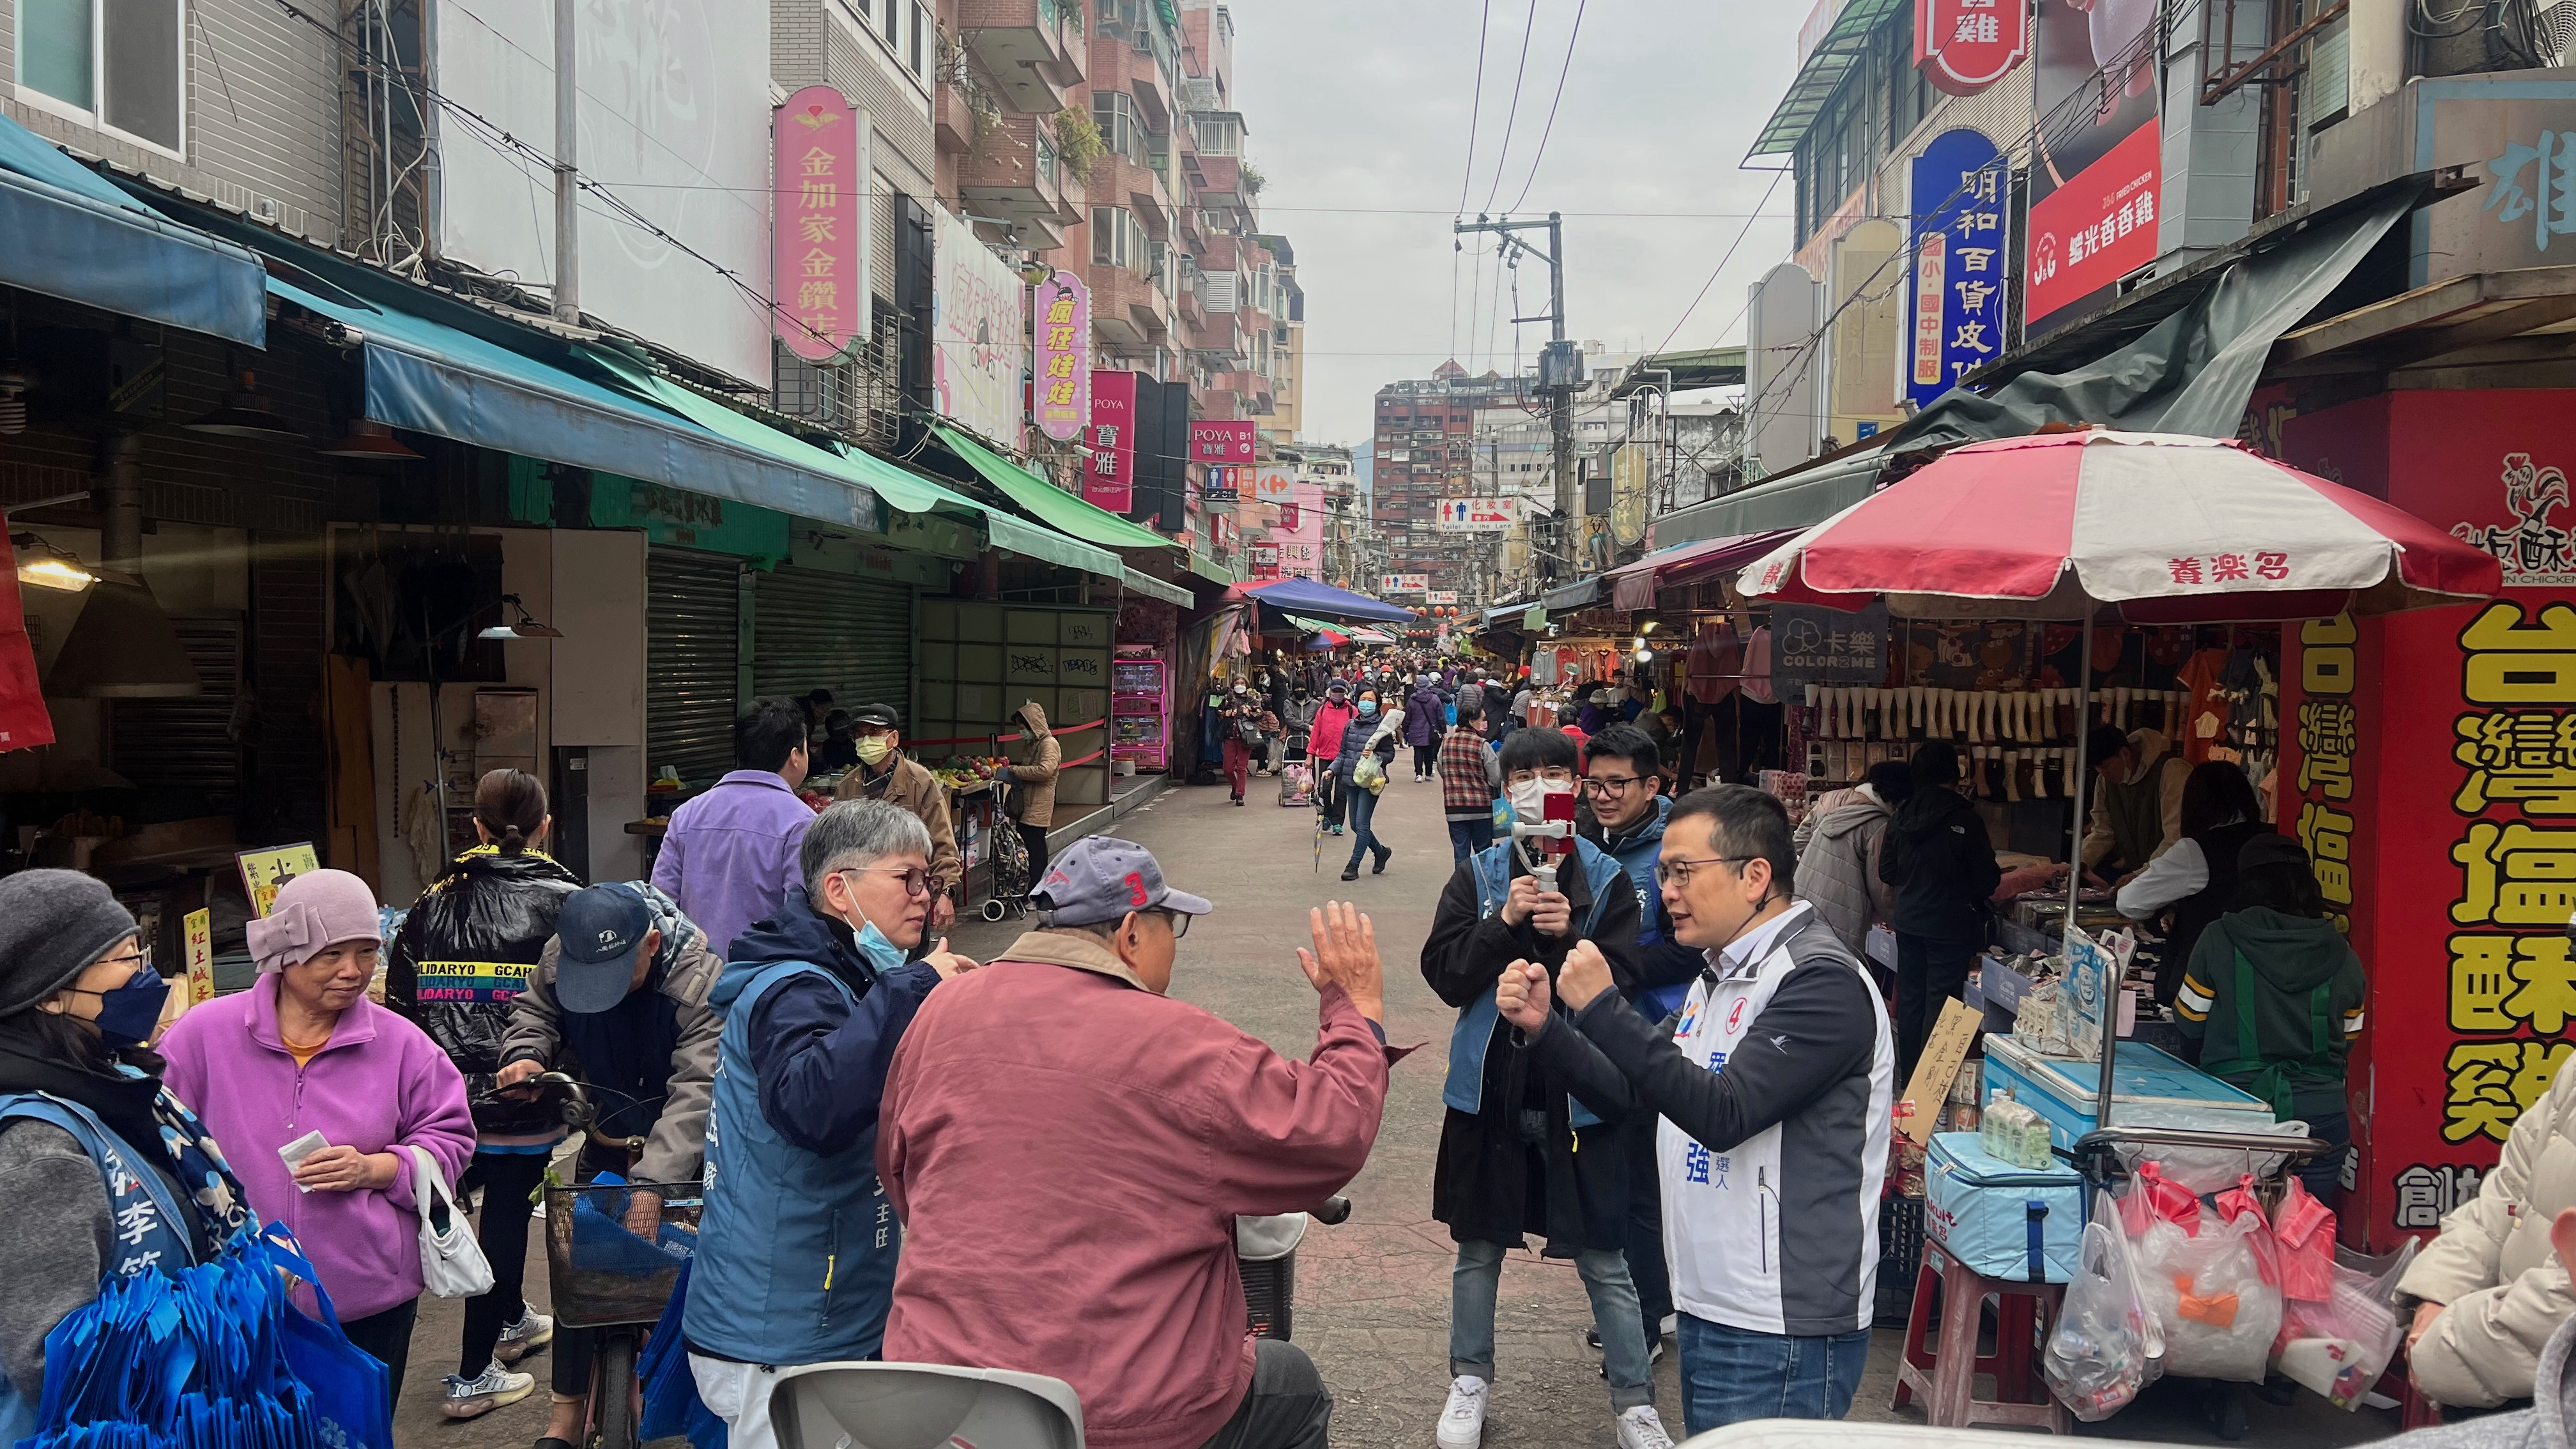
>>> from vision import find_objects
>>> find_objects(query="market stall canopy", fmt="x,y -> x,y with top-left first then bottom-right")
0,110 -> 266,346
1241,577 -> 1418,624
1347,628 -> 1398,645
1653,182 -> 2423,549
1607,346 -> 1747,399
1542,578 -> 1600,613
1123,568 -> 1191,606
1606,530 -> 1798,611
933,424 -> 1180,553
1737,430 -> 2501,622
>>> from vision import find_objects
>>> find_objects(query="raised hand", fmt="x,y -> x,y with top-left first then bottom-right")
1297,901 -> 1384,1022
1558,939 -> 1616,1012
1495,960 -> 1552,1036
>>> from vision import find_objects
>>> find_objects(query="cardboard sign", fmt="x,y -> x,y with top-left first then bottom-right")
236,843 -> 321,919
183,908 -> 215,1006
1897,995 -> 1983,1146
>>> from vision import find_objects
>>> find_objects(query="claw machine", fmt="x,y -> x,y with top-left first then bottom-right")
1112,648 -> 1169,773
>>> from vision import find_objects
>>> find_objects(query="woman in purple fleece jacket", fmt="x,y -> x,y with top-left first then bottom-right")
159,869 -> 475,1411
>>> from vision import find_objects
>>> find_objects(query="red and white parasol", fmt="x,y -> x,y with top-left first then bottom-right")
1737,430 -> 2499,622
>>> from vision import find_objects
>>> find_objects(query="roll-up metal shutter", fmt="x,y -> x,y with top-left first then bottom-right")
111,613 -> 244,810
752,567 -> 914,727
647,547 -> 742,785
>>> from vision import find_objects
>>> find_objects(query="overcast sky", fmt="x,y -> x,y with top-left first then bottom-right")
1227,1 -> 1808,448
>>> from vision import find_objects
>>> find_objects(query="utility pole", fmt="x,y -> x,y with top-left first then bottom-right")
1454,211 -> 1579,583
553,0 -> 580,325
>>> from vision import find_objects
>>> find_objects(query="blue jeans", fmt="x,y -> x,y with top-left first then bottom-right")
1675,1314 -> 1870,1435
1447,816 -> 1494,864
1451,1239 -> 1653,1411
1344,783 -> 1384,870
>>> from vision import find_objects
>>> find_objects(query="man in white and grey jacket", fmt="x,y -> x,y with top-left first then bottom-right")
1498,784 -> 1894,1437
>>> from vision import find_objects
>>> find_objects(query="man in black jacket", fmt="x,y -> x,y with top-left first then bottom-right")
1876,742 -> 2002,1080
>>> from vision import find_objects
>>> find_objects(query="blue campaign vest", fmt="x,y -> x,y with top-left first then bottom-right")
1446,838 -> 1625,1131
0,1092 -> 197,1445
685,961 -> 900,1366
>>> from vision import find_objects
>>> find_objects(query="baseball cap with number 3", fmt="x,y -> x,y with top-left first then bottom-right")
1032,837 -> 1213,928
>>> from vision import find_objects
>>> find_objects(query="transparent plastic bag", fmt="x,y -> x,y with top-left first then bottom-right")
2272,1239 -> 2418,1410
2134,1208 -> 2285,1382
2046,1190 -> 2165,1421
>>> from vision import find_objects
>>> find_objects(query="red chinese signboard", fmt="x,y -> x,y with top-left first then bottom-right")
0,526 -> 54,751
1278,502 -> 1299,532
773,86 -> 866,364
1915,0 -> 2028,96
1086,369 -> 1137,512
1192,419 -> 1256,464
1033,271 -> 1089,443
2025,123 -> 2159,335
2276,388 -> 2576,1250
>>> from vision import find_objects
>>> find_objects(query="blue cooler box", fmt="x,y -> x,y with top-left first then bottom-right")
1924,1132 -> 2083,1284
1982,1033 -> 2274,1152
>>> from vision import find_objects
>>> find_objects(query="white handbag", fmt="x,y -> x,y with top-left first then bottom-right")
411,1144 -> 496,1298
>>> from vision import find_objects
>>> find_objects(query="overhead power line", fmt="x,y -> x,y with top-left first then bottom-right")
1478,0 -> 1543,217
1504,0 -> 1588,216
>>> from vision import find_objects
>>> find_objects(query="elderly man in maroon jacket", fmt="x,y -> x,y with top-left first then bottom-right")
878,838 -> 1390,1449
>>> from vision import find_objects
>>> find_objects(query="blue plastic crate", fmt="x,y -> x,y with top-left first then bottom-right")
1981,1033 -> 2271,1152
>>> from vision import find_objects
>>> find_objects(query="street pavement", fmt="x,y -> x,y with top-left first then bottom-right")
401,768 -> 2398,1448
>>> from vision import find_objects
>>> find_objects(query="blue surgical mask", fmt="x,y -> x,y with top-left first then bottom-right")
829,878 -> 910,975
1358,700 -> 1379,717
73,969 -> 168,1051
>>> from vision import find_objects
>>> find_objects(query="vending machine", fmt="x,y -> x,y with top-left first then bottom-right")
1111,650 -> 1169,772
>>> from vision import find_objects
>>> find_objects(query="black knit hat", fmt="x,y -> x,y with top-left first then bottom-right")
0,870 -> 141,1018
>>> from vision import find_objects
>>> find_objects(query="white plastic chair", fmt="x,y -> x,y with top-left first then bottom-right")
771,1361 -> 1084,1449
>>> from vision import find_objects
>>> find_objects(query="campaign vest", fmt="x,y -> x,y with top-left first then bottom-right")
1445,838 -> 1625,1130
0,1092 -> 197,1445
684,962 -> 899,1365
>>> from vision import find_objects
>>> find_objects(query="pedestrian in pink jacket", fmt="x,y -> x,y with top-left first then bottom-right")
159,869 -> 475,1412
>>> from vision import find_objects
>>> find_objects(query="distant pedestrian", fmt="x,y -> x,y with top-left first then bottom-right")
1334,686 -> 1402,880
2116,760 -> 2272,1006
650,699 -> 818,960
1439,698 -> 1499,863
1407,674 -> 1445,781
1794,760 -> 1912,956
1878,743 -> 2001,1080
1219,682 -> 1262,805
993,700 -> 1062,882
1312,682 -> 1358,835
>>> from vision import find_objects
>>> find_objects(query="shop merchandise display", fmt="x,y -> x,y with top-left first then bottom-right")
2046,1191 -> 2165,1420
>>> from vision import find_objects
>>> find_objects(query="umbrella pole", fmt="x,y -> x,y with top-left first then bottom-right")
2066,609 -> 2117,1129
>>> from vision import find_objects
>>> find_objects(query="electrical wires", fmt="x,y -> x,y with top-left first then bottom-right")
1503,0 -> 1587,217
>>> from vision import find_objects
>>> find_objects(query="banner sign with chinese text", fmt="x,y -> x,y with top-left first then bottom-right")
1907,130 -> 2007,407
1380,573 -> 1429,594
933,207 -> 1028,450
774,86 -> 867,363
1768,602 -> 1890,692
1916,0 -> 2028,96
1192,420 -> 1256,464
2278,388 -> 2576,1251
1032,271 -> 1089,442
1086,369 -> 1137,512
2025,0 -> 2161,338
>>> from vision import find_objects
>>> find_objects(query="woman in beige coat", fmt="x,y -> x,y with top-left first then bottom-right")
999,700 -> 1062,884
2403,1059 -> 2576,1411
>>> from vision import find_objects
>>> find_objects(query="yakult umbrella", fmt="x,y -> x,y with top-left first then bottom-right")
1737,431 -> 2498,623
1736,429 -> 2501,1131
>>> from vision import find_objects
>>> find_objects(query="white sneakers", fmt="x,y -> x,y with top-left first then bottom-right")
439,1365 -> 535,1420
1616,1404 -> 1676,1449
1436,1376 -> 1671,1449
1436,1375 -> 1489,1448
494,1307 -> 553,1363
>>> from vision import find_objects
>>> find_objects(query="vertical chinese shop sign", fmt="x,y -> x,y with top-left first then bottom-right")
2280,389 -> 2576,1249
1033,272 -> 1089,443
774,86 -> 868,363
1906,129 -> 2007,408
1087,369 -> 1137,512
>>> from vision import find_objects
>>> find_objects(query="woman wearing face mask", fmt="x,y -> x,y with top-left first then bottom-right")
1333,686 -> 1405,881
0,872 -> 256,1439
1220,681 -> 1262,805
160,870 -> 477,1415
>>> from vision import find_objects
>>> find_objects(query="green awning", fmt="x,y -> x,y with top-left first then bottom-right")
1746,0 -> 1905,159
1124,569 -> 1192,606
580,349 -> 1123,577
935,424 -> 1179,553
1186,551 -> 1237,586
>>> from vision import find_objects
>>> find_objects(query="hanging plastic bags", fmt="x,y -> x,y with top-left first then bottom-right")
2133,1207 -> 2284,1382
2116,1160 -> 2202,1239
2045,1190 -> 2165,1421
2273,1238 -> 2417,1410
412,1144 -> 496,1299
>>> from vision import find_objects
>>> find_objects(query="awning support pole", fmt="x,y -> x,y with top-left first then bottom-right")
2066,606 -> 2117,1127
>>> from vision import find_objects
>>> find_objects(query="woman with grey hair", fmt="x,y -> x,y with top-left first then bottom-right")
684,801 -> 977,1446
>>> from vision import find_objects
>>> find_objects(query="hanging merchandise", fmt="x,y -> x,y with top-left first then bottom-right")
2131,1205 -> 2283,1382
2046,1191 -> 2165,1421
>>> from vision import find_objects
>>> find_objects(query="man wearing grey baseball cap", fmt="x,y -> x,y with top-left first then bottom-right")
880,836 -> 1392,1449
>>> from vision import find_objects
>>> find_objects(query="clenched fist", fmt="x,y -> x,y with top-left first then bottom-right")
1496,960 -> 1552,1036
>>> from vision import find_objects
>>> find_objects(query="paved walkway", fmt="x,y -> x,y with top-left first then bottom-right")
400,768 -> 2396,1448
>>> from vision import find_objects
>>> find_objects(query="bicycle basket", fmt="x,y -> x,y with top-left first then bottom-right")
543,1181 -> 703,1328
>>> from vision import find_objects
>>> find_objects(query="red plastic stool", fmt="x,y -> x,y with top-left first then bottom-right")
1892,1240 -> 2076,1432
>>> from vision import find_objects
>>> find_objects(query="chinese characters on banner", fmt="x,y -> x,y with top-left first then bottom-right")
2025,0 -> 2161,337
772,86 -> 868,363
1192,420 -> 1256,464
1278,502 -> 1298,531
1086,369 -> 1137,512
1032,272 -> 1089,443
1916,0 -> 2029,95
2484,127 -> 2576,253
932,207 -> 1028,450
1906,129 -> 2007,408
1250,543 -> 1279,581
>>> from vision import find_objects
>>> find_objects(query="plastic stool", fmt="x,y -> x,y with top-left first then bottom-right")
1892,1240 -> 2075,1432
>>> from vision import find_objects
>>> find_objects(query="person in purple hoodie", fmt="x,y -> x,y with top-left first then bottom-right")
650,698 -> 819,960
1407,673 -> 1446,783
159,868 -> 476,1413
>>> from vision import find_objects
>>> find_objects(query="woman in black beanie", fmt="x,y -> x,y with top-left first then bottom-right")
0,870 -> 251,1436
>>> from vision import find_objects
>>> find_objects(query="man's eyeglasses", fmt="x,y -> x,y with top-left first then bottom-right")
1655,855 -> 1761,888
1142,907 -> 1192,939
1583,775 -> 1646,794
842,866 -> 935,898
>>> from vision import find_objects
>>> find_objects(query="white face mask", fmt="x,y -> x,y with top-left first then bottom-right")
1507,778 -> 1575,822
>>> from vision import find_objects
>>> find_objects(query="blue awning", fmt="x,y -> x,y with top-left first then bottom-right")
268,277 -> 880,528
0,111 -> 266,345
